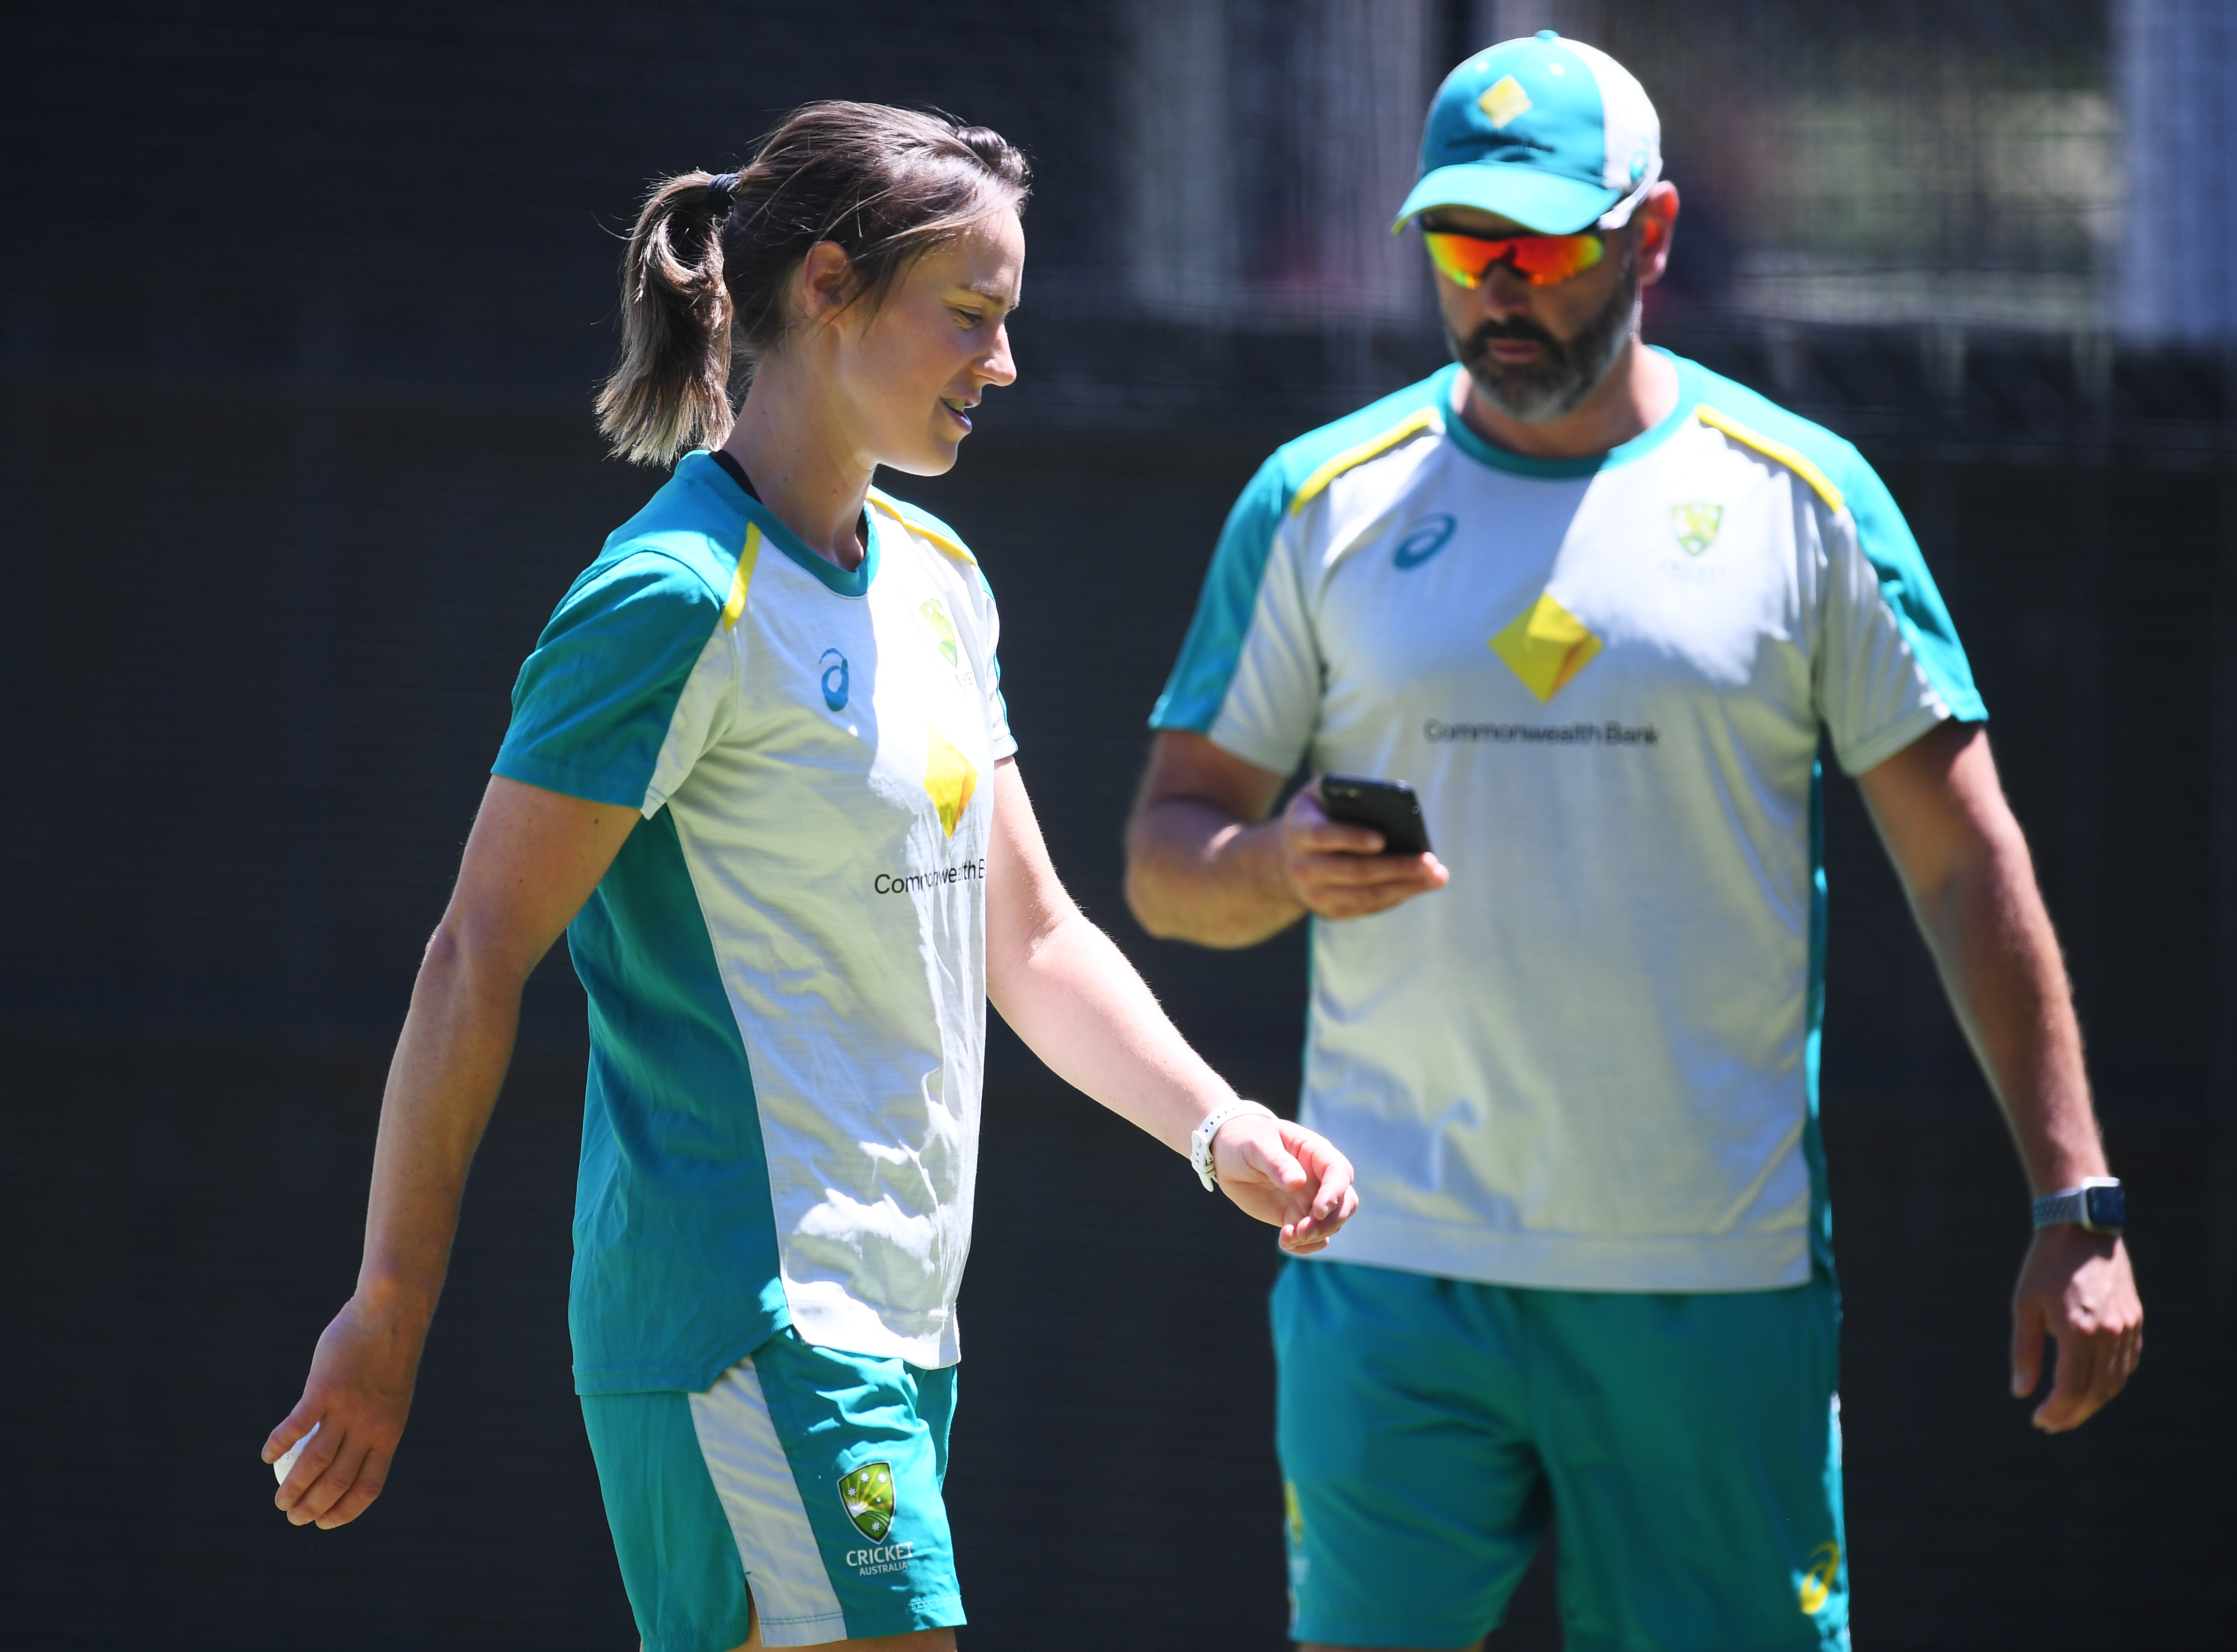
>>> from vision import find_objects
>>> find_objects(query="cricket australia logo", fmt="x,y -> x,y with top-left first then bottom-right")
839,1460 -> 896,1542
916,596 -> 977,689
918,598 -> 959,667
1671,502 -> 1724,556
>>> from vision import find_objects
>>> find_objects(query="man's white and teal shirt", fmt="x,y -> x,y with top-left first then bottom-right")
496,453 -> 1012,1393
1153,353 -> 1985,1294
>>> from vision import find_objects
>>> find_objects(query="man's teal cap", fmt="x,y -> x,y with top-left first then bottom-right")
1394,31 -> 1661,236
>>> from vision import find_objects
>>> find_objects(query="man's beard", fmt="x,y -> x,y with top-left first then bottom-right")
1447,251 -> 1640,425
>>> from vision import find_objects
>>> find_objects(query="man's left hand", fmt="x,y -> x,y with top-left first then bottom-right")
2010,1225 -> 2142,1431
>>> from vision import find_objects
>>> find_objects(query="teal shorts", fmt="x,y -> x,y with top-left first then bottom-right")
580,1328 -> 964,1652
1273,1259 -> 1849,1652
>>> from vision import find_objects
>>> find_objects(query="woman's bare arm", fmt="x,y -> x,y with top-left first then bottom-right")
988,756 -> 1356,1250
264,776 -> 638,1528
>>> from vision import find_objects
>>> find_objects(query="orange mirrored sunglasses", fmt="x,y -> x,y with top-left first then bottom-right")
1422,227 -> 1606,288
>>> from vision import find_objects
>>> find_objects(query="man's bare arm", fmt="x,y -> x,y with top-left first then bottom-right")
1855,719 -> 2142,1431
1124,729 -> 1448,947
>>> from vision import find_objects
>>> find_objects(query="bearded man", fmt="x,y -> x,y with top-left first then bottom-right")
1124,31 -> 2140,1652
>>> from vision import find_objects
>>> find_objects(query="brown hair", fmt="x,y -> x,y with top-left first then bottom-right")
596,102 -> 1031,466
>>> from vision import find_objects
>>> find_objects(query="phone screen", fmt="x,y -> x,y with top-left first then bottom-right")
1319,775 -> 1432,857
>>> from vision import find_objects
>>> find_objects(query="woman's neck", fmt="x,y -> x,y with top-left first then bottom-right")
717,356 -> 871,572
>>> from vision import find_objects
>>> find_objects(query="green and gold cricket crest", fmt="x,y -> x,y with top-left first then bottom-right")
918,597 -> 960,667
1671,502 -> 1724,556
915,595 -> 976,689
838,1460 -> 896,1542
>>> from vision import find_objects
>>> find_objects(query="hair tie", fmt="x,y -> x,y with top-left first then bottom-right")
705,172 -> 740,219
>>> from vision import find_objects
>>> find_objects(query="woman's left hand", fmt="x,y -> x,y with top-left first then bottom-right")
1212,1115 -> 1359,1253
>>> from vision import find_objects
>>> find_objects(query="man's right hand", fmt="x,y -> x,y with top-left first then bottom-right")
1276,781 -> 1449,920
1126,731 -> 1451,946
265,1293 -> 428,1529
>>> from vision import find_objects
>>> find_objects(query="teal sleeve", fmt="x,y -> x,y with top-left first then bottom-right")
493,550 -> 725,808
1838,455 -> 1987,725
1149,456 -> 1289,732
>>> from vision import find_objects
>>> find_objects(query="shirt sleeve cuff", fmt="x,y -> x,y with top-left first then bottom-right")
1833,702 -> 1965,777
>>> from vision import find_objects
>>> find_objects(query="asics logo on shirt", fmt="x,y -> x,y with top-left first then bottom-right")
1392,514 -> 1458,569
820,649 -> 850,711
1798,1541 -> 1841,1614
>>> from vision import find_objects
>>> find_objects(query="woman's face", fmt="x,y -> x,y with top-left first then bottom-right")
825,207 -> 1023,477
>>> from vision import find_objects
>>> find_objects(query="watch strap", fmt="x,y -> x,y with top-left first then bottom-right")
2032,1177 -> 2123,1233
1191,1100 -> 1274,1192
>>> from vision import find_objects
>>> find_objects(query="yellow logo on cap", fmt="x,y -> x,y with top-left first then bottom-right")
1479,75 -> 1533,129
1489,592 -> 1602,701
924,724 -> 977,839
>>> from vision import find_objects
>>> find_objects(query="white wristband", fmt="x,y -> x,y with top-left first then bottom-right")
1191,1100 -> 1274,1192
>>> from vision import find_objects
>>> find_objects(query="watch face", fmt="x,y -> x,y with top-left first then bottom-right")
2085,1183 -> 2126,1229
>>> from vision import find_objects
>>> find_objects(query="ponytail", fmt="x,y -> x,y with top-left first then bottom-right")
596,172 -> 738,467
598,104 -> 1032,467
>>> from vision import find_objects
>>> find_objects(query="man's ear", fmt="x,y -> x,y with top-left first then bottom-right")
1635,182 -> 1680,285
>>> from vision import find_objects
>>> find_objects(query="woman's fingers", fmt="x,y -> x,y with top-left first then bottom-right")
1283,1123 -> 1358,1219
273,1419 -> 338,1511
313,1444 -> 393,1530
268,1296 -> 426,1529
1215,1117 -> 1359,1249
287,1429 -> 372,1526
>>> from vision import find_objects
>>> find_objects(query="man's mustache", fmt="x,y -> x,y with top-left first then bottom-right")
1461,316 -> 1562,356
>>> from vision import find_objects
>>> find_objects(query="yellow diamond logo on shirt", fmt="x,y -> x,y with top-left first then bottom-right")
1479,74 -> 1533,129
924,724 -> 977,839
838,1460 -> 896,1543
1489,592 -> 1603,702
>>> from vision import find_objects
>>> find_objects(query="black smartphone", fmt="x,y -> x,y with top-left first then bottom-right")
1318,774 -> 1433,856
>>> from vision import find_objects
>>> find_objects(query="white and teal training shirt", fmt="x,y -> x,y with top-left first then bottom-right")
1152,353 -> 1984,1293
496,452 -> 1013,1392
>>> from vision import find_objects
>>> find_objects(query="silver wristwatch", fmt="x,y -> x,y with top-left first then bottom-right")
2030,1176 -> 2125,1235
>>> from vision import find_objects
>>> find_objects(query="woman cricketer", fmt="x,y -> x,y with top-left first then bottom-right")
264,101 -> 1357,1652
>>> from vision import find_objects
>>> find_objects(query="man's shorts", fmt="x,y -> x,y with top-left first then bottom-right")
1273,1258 -> 1849,1652
580,1328 -> 965,1652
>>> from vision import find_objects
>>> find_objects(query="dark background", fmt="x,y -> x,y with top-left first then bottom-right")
2,4 -> 2231,1649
